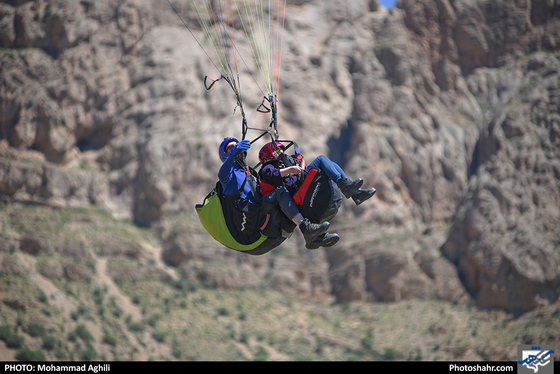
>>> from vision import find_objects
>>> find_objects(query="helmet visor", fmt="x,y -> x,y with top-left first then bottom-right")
225,141 -> 237,154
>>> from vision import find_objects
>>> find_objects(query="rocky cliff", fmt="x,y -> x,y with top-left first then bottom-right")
1,0 -> 559,316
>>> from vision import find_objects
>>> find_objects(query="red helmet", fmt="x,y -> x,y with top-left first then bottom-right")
259,142 -> 284,163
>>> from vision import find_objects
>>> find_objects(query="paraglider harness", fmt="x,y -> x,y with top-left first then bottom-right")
196,148 -> 297,255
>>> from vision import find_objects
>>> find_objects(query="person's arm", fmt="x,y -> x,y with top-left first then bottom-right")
280,165 -> 303,177
218,155 -> 235,182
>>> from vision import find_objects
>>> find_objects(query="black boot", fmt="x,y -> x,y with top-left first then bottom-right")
351,187 -> 377,206
337,178 -> 363,199
305,233 -> 340,250
299,219 -> 330,243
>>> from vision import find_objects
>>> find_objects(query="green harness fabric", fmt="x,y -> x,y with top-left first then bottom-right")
196,189 -> 268,251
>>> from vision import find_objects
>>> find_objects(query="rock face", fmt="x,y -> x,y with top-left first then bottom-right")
327,242 -> 468,304
320,0 -> 560,313
0,0 -> 559,313
443,52 -> 560,314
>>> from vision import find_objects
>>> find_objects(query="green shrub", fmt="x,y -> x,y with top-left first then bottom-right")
360,336 -> 373,351
42,335 -> 58,350
217,307 -> 230,316
254,346 -> 269,361
102,334 -> 117,347
0,325 -> 12,340
172,346 -> 182,359
81,347 -> 97,361
15,347 -> 46,361
148,314 -> 161,327
128,322 -> 144,333
38,291 -> 48,304
26,323 -> 46,337
315,337 -> 325,355
382,347 -> 403,360
73,324 -> 93,342
5,333 -> 25,349
152,331 -> 167,343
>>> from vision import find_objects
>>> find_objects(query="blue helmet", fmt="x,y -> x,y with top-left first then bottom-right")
219,137 -> 238,162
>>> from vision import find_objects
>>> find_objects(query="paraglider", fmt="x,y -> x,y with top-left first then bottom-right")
167,0 -> 376,254
214,137 -> 333,252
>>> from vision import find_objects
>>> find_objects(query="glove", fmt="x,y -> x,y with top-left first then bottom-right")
231,140 -> 251,156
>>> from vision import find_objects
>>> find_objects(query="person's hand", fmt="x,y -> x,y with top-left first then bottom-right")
291,165 -> 303,174
231,140 -> 251,156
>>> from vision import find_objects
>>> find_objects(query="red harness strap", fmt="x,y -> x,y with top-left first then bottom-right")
292,168 -> 318,205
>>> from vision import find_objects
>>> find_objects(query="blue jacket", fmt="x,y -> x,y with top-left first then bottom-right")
218,154 -> 256,202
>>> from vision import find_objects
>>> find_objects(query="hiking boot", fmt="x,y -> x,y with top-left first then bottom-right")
337,178 -> 363,199
351,187 -> 377,206
305,233 -> 340,250
299,218 -> 330,242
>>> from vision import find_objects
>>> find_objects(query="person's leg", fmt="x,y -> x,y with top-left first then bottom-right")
261,187 -> 329,241
261,187 -> 300,222
308,156 -> 363,198
309,156 -> 376,202
308,155 -> 347,183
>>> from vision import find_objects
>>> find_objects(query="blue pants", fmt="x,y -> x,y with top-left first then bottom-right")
309,155 -> 348,183
261,186 -> 300,220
